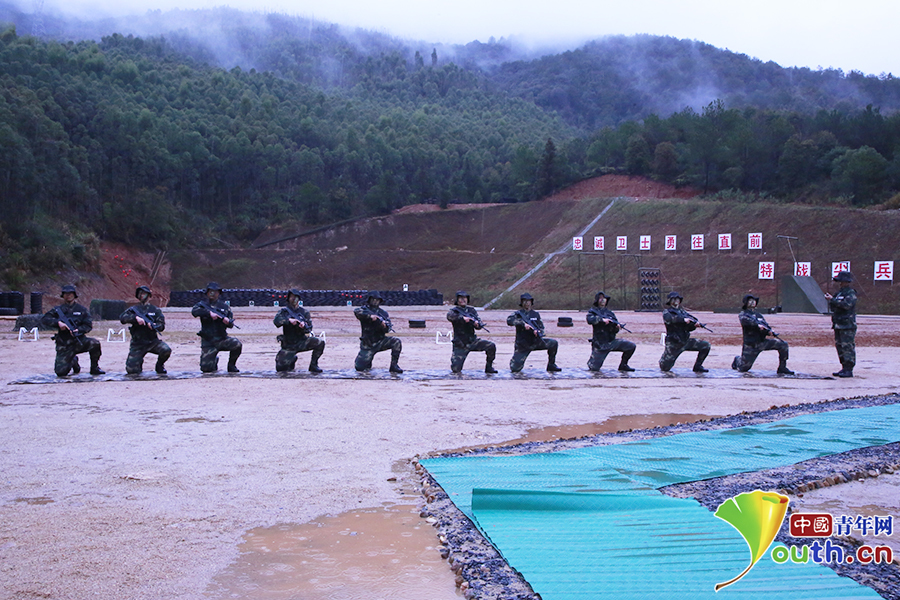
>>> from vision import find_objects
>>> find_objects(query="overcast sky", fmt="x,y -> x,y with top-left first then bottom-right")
49,0 -> 900,76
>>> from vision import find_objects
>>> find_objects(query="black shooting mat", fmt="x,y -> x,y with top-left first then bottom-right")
8,368 -> 831,384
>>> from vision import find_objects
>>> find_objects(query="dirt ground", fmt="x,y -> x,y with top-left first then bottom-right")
2,308 -> 900,600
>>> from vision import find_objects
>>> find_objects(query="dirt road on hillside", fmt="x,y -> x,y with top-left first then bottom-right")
2,308 -> 899,600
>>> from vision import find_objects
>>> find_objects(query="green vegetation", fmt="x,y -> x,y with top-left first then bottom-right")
3,15 -> 900,287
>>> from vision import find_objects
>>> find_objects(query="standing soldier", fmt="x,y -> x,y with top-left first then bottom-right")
731,294 -> 793,375
191,282 -> 242,373
586,291 -> 635,372
507,293 -> 561,373
354,291 -> 403,373
447,290 -> 497,374
825,271 -> 857,377
41,284 -> 105,376
658,291 -> 711,373
274,289 -> 325,373
120,285 -> 171,375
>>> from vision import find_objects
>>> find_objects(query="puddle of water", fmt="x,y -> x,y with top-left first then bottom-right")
208,504 -> 460,600
14,496 -> 54,505
450,413 -> 719,452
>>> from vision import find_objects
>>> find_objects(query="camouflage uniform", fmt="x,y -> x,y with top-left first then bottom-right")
191,293 -> 242,373
40,288 -> 104,377
507,302 -> 560,373
120,300 -> 171,375
732,296 -> 790,373
658,293 -> 710,372
829,276 -> 857,376
274,301 -> 325,372
447,300 -> 496,373
354,298 -> 402,372
586,295 -> 635,371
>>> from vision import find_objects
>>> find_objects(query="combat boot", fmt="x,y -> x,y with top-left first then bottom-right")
832,369 -> 853,378
155,360 -> 167,375
309,357 -> 323,373
485,359 -> 498,374
547,362 -> 562,372
777,366 -> 794,375
71,356 -> 81,374
90,362 -> 105,376
618,362 -> 635,372
227,359 -> 240,373
389,359 -> 403,374
692,363 -> 708,373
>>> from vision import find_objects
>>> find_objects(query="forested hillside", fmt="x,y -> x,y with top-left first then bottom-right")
3,6 -> 900,289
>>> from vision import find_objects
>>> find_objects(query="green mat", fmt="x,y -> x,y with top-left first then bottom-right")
421,404 -> 900,599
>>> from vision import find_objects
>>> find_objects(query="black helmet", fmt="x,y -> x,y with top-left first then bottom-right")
206,282 -> 222,292
742,294 -> 759,309
593,291 -> 610,306
666,291 -> 683,305
519,292 -> 534,306
135,285 -> 152,299
60,284 -> 78,298
833,271 -> 853,283
287,288 -> 302,298
455,290 -> 470,305
366,291 -> 384,301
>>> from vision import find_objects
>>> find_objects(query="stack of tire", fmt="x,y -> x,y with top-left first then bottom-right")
0,291 -> 25,316
168,288 -> 443,307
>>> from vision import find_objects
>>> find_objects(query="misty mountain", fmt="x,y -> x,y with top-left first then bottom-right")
3,2 -> 899,133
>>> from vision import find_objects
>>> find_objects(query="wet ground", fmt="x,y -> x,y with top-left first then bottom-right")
2,307 -> 900,600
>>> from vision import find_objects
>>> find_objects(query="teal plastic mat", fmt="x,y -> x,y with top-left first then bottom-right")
421,404 -> 900,599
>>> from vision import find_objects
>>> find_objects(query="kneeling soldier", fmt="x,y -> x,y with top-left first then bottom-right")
732,294 -> 793,375
447,290 -> 497,373
658,291 -> 711,373
120,285 -> 171,375
586,291 -> 635,371
41,284 -> 105,376
354,291 -> 403,373
507,293 -> 561,373
191,282 -> 242,373
274,289 -> 325,373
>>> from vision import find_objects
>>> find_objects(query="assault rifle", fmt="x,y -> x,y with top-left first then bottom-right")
359,305 -> 394,332
684,311 -> 714,333
755,315 -> 780,338
516,310 -> 544,339
283,305 -> 312,333
590,309 -> 632,333
451,306 -> 490,333
53,306 -> 86,340
198,300 -> 241,329
126,305 -> 161,331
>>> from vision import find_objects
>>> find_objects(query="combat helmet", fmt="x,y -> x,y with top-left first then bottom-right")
287,288 -> 302,298
454,290 -> 470,305
593,291 -> 610,307
742,294 -> 759,310
135,285 -> 152,299
665,291 -> 683,306
519,292 -> 534,306
206,281 -> 222,292
833,271 -> 854,283
60,284 -> 78,298
366,290 -> 384,302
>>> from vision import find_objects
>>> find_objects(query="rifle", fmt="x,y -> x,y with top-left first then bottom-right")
126,305 -> 161,332
755,315 -> 780,338
360,305 -> 394,332
516,310 -> 544,339
283,305 -> 312,333
199,300 -> 241,329
53,306 -> 86,340
684,311 -> 714,333
591,308 -> 632,333
451,306 -> 490,333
